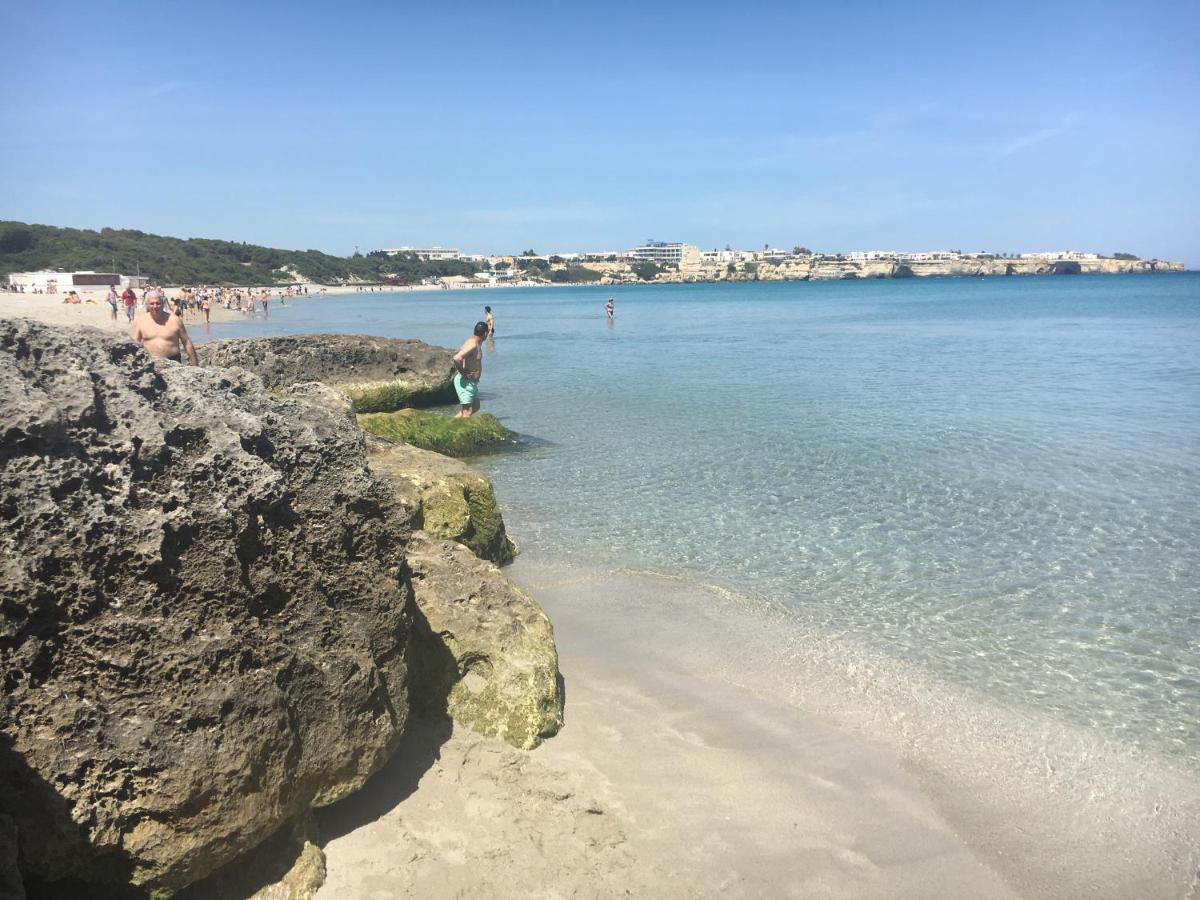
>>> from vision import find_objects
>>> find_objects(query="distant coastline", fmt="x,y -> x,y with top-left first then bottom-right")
0,220 -> 1185,291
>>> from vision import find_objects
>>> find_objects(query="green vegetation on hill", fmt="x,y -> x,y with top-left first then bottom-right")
548,266 -> 603,283
0,221 -> 482,286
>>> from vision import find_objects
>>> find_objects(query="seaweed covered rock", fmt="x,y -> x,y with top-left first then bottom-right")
406,533 -> 562,750
0,320 -> 413,896
358,409 -> 518,457
369,439 -> 516,565
197,334 -> 456,412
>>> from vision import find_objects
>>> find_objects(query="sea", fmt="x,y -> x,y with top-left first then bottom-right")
198,274 -> 1200,821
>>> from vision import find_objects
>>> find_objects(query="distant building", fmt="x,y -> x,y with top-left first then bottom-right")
5,270 -> 140,292
627,241 -> 699,264
846,251 -> 898,261
1019,251 -> 1099,261
383,246 -> 461,261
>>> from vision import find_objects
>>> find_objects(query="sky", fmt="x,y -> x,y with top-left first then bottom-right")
2,0 -> 1198,265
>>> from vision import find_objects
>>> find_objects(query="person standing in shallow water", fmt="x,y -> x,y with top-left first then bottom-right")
485,305 -> 494,337
451,321 -> 489,418
605,297 -> 614,320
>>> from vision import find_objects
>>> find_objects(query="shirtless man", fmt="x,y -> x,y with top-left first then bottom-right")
484,305 -> 495,337
132,290 -> 198,365
605,297 -> 614,320
450,321 -> 489,417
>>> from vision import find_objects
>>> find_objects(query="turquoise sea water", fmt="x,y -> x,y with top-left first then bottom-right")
200,274 -> 1200,771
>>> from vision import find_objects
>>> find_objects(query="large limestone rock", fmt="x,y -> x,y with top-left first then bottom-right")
0,320 -> 413,896
198,334 -> 456,412
406,533 -> 562,750
368,439 -> 516,565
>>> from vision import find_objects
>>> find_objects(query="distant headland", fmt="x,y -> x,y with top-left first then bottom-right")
0,221 -> 1185,290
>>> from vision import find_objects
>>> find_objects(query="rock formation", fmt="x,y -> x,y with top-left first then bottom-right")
405,533 -> 562,750
358,410 -> 519,457
578,254 -> 1184,285
197,334 -> 456,412
368,439 -> 515,565
0,320 -> 414,896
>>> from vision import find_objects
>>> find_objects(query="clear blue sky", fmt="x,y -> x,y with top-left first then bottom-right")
3,0 -> 1197,265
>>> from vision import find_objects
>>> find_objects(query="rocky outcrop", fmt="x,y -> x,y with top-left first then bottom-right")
178,811 -> 325,900
0,320 -> 413,896
574,255 -> 1184,285
0,815 -> 23,900
368,439 -> 515,565
406,533 -> 562,750
358,410 -> 519,458
197,334 -> 456,412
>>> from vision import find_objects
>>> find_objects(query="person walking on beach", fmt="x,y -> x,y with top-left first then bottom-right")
605,297 -> 614,320
132,290 -> 198,365
450,321 -> 489,418
122,286 -> 137,322
484,305 -> 495,337
107,285 -> 119,321
201,293 -> 211,324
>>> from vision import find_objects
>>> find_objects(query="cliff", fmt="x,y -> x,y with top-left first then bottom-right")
0,322 -> 562,897
579,254 -> 1184,285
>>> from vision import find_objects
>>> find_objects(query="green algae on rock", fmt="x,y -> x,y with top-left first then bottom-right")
358,409 -> 517,457
339,377 -> 455,413
369,439 -> 516,565
406,533 -> 563,750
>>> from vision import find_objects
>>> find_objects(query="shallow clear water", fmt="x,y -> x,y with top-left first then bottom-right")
202,274 -> 1200,767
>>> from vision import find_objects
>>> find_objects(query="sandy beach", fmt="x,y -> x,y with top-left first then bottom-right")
0,287 -> 248,334
314,554 -> 1200,899
0,281 -> 555,335
316,557 -> 1018,900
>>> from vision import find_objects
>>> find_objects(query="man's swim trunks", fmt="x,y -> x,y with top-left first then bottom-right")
453,372 -> 479,404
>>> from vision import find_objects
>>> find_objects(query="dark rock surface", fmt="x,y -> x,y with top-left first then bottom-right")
0,320 -> 413,896
197,334 -> 456,412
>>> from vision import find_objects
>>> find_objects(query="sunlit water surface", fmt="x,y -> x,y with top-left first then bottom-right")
200,275 -> 1200,771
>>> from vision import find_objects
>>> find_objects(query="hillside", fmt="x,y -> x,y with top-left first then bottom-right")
0,221 -> 481,286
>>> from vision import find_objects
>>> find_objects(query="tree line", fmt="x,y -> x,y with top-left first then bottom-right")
0,221 -> 483,286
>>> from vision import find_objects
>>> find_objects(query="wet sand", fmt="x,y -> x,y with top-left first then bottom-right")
316,558 -> 1022,899
315,555 -> 1199,899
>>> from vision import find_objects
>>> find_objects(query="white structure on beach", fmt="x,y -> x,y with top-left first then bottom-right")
5,270 -> 141,292
382,246 -> 461,261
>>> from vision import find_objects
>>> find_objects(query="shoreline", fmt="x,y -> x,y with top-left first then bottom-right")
316,552 -> 1200,899
3,268 -> 1191,323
